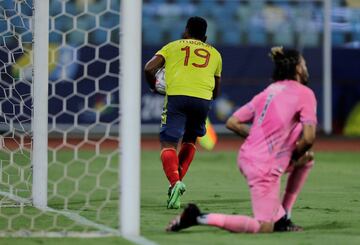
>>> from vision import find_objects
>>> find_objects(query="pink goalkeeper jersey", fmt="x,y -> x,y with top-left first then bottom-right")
233,80 -> 317,171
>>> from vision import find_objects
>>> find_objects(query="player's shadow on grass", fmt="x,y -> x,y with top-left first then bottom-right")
166,226 -> 229,234
298,206 -> 341,213
168,222 -> 349,234
305,221 -> 348,230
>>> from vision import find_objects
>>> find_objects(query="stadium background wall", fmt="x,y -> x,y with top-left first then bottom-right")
1,46 -> 359,135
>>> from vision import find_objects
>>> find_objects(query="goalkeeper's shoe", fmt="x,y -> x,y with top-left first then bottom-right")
166,203 -> 200,232
167,181 -> 186,209
274,215 -> 303,232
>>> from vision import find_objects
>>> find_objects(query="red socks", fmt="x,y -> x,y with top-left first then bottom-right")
178,143 -> 196,180
160,143 -> 196,186
160,148 -> 179,187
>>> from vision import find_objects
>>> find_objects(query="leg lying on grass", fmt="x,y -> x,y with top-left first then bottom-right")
167,203 -> 261,233
198,212 -> 261,233
166,203 -> 303,233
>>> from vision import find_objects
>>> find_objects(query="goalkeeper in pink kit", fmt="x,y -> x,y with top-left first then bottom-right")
167,47 -> 317,233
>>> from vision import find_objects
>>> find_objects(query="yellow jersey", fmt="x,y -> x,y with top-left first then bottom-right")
156,39 -> 222,100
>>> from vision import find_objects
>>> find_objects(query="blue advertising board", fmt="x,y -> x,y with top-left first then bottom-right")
1,45 -> 359,134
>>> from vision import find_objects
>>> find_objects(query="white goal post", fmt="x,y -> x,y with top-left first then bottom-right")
120,0 -> 142,237
0,0 -> 142,238
32,0 -> 49,209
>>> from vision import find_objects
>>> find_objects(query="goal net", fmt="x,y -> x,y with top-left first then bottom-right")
0,0 -> 130,236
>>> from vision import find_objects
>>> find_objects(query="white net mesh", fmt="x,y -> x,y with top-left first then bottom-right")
0,0 -> 33,206
0,0 -> 121,235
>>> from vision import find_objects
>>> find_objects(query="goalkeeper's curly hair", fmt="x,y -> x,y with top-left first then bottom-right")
269,46 -> 301,82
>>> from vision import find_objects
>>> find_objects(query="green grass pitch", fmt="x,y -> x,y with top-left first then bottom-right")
1,150 -> 360,244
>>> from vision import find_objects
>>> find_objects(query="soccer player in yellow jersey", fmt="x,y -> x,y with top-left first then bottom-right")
144,16 -> 222,209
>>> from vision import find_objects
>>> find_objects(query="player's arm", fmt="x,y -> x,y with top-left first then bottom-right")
226,94 -> 259,138
213,76 -> 220,99
226,116 -> 250,138
291,124 -> 316,161
144,55 -> 165,90
213,53 -> 222,100
292,89 -> 317,161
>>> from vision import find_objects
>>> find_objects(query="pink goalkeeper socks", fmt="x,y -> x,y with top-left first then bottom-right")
201,213 -> 261,233
282,160 -> 314,214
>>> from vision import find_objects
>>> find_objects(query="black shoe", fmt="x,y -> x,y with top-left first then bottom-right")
274,215 -> 303,232
166,203 -> 201,232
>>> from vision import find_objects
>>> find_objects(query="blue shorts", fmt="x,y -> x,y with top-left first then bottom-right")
160,95 -> 211,143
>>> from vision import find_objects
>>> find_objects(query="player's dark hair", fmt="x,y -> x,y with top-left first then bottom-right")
269,47 -> 301,82
186,16 -> 207,40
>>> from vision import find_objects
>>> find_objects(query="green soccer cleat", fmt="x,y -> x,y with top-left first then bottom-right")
167,181 -> 186,209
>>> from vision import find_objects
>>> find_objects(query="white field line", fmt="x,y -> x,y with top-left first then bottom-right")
123,235 -> 160,245
0,191 -> 159,245
0,190 -> 32,204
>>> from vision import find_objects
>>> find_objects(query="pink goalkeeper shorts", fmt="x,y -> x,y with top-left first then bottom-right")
239,159 -> 286,223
